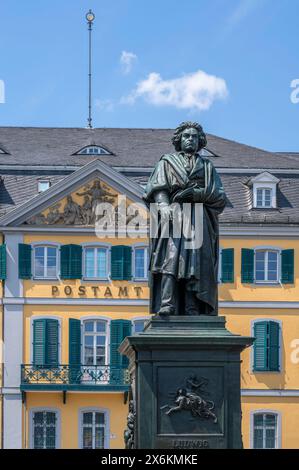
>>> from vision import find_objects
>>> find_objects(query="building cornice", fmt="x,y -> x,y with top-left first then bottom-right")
220,301 -> 299,309
1,298 -> 299,309
1,297 -> 149,306
1,224 -> 298,238
220,225 -> 299,237
2,165 -> 299,174
241,389 -> 299,397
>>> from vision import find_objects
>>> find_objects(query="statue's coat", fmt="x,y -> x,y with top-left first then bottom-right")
143,152 -> 226,315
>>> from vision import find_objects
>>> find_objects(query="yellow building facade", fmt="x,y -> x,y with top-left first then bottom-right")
1,128 -> 299,449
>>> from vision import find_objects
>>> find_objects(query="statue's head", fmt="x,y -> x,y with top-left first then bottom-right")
172,121 -> 207,154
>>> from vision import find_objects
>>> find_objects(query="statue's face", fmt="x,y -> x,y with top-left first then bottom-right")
180,127 -> 199,154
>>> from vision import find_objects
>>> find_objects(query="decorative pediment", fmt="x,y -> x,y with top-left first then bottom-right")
250,172 -> 280,185
25,179 -> 119,226
0,159 -> 146,227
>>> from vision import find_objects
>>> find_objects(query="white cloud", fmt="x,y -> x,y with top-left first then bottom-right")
121,70 -> 228,111
95,99 -> 114,112
228,0 -> 267,27
120,51 -> 137,75
0,80 -> 5,104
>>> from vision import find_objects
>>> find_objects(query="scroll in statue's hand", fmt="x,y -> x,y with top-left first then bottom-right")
172,187 -> 204,203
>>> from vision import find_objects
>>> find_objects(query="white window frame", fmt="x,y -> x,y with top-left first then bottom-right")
30,408 -> 61,449
256,187 -> 273,208
30,316 -> 62,365
131,316 -> 150,334
250,318 -> 282,373
254,248 -> 280,284
250,410 -> 281,449
77,146 -> 111,156
132,244 -> 149,281
79,407 -> 110,449
81,317 -> 110,366
37,180 -> 51,193
82,243 -> 110,280
32,242 -> 60,280
252,172 -> 279,209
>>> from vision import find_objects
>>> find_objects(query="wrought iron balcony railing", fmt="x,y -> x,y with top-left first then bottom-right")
21,364 -> 130,391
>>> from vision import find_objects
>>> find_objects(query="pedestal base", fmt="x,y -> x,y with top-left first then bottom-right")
120,315 -> 254,449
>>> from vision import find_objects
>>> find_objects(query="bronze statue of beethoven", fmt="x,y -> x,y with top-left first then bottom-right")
143,122 -> 226,316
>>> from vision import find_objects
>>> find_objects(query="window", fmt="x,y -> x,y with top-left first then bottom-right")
38,180 -> 51,192
34,246 -> 58,278
81,411 -> 105,449
77,146 -> 111,155
83,320 -> 107,366
255,250 -> 278,282
134,247 -> 148,280
84,247 -> 108,279
256,188 -> 272,208
32,411 -> 58,449
253,413 -> 278,449
251,172 -> 279,209
241,248 -> 294,284
133,319 -> 147,333
253,321 -> 280,372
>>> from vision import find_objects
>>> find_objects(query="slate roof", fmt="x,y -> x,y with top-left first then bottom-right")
0,127 -> 298,225
0,126 -> 298,169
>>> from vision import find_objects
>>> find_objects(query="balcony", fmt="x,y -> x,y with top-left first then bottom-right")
21,364 -> 130,392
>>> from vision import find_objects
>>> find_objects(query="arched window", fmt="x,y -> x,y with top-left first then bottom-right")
76,146 -> 111,156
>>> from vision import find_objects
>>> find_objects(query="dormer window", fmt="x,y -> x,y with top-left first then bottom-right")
199,148 -> 218,157
0,145 -> 10,155
77,146 -> 111,156
38,180 -> 51,192
251,172 -> 280,209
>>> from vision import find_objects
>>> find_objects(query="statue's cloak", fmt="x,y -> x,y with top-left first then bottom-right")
143,152 -> 226,315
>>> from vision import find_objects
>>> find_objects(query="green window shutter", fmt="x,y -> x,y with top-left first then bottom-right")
269,321 -> 280,371
69,318 -> 81,384
19,243 -> 32,279
221,248 -> 234,283
123,246 -> 132,280
241,248 -> 254,283
110,319 -> 132,367
0,244 -> 6,280
111,245 -> 132,280
45,319 -> 59,366
60,244 -> 82,279
253,321 -> 268,371
33,319 -> 46,365
60,245 -> 70,279
281,249 -> 294,284
69,319 -> 81,365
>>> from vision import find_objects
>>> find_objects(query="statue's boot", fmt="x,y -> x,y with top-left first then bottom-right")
158,273 -> 176,315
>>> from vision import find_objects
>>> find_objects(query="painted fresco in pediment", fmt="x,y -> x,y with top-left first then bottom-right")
24,178 -> 148,227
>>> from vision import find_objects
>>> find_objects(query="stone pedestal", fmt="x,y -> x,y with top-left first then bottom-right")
119,315 -> 254,449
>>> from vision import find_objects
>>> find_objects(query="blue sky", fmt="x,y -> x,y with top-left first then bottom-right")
0,0 -> 298,151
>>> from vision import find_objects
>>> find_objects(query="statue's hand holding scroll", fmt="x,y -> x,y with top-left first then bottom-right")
172,186 -> 204,203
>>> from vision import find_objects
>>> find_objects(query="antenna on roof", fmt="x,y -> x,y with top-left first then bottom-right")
86,9 -> 95,129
